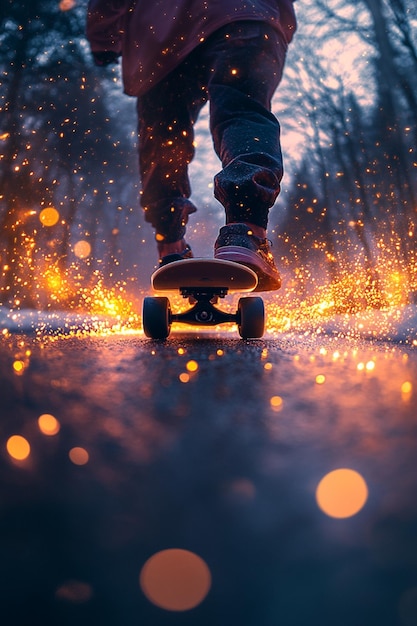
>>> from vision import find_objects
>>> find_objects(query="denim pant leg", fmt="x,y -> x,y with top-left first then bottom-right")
136,65 -> 206,242
204,22 -> 287,229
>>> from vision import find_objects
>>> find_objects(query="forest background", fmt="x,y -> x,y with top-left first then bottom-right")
1,0 -> 416,316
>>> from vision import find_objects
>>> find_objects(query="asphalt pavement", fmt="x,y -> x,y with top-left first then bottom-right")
1,330 -> 416,626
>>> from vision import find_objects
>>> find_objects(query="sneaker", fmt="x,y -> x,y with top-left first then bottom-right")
159,243 -> 193,267
214,224 -> 281,291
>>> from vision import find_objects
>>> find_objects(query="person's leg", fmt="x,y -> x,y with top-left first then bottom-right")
136,61 -> 207,260
206,21 -> 287,228
202,22 -> 288,290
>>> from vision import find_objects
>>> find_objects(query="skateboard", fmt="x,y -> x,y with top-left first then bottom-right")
142,258 -> 265,339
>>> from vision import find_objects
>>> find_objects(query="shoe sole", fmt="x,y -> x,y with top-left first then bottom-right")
214,246 -> 281,291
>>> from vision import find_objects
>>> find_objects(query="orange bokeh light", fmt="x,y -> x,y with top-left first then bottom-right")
38,414 -> 60,436
6,435 -> 31,461
73,240 -> 91,259
316,468 -> 368,518
12,360 -> 25,375
140,548 -> 211,611
55,580 -> 93,603
39,207 -> 60,227
270,395 -> 283,411
401,381 -> 412,395
69,447 -> 89,465
59,0 -> 76,10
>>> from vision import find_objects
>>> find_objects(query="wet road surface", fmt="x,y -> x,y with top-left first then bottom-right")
1,330 -> 417,625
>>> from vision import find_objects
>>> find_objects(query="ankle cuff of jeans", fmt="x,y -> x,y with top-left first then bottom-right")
143,199 -> 197,242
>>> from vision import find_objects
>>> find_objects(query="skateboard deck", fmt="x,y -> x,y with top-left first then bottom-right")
152,258 -> 258,292
143,258 -> 264,340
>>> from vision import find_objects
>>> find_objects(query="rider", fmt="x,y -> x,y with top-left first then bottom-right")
87,1 -> 297,291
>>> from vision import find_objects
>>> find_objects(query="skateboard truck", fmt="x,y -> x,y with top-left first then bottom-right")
175,287 -> 235,326
142,258 -> 265,339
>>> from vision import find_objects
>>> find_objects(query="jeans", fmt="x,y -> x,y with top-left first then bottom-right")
136,21 -> 288,242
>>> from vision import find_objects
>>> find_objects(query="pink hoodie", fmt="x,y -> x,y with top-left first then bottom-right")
87,0 -> 297,97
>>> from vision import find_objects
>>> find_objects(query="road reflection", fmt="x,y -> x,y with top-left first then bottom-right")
0,333 -> 416,625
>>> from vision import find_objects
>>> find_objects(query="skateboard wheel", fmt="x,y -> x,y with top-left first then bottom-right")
237,297 -> 264,339
142,296 -> 171,339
